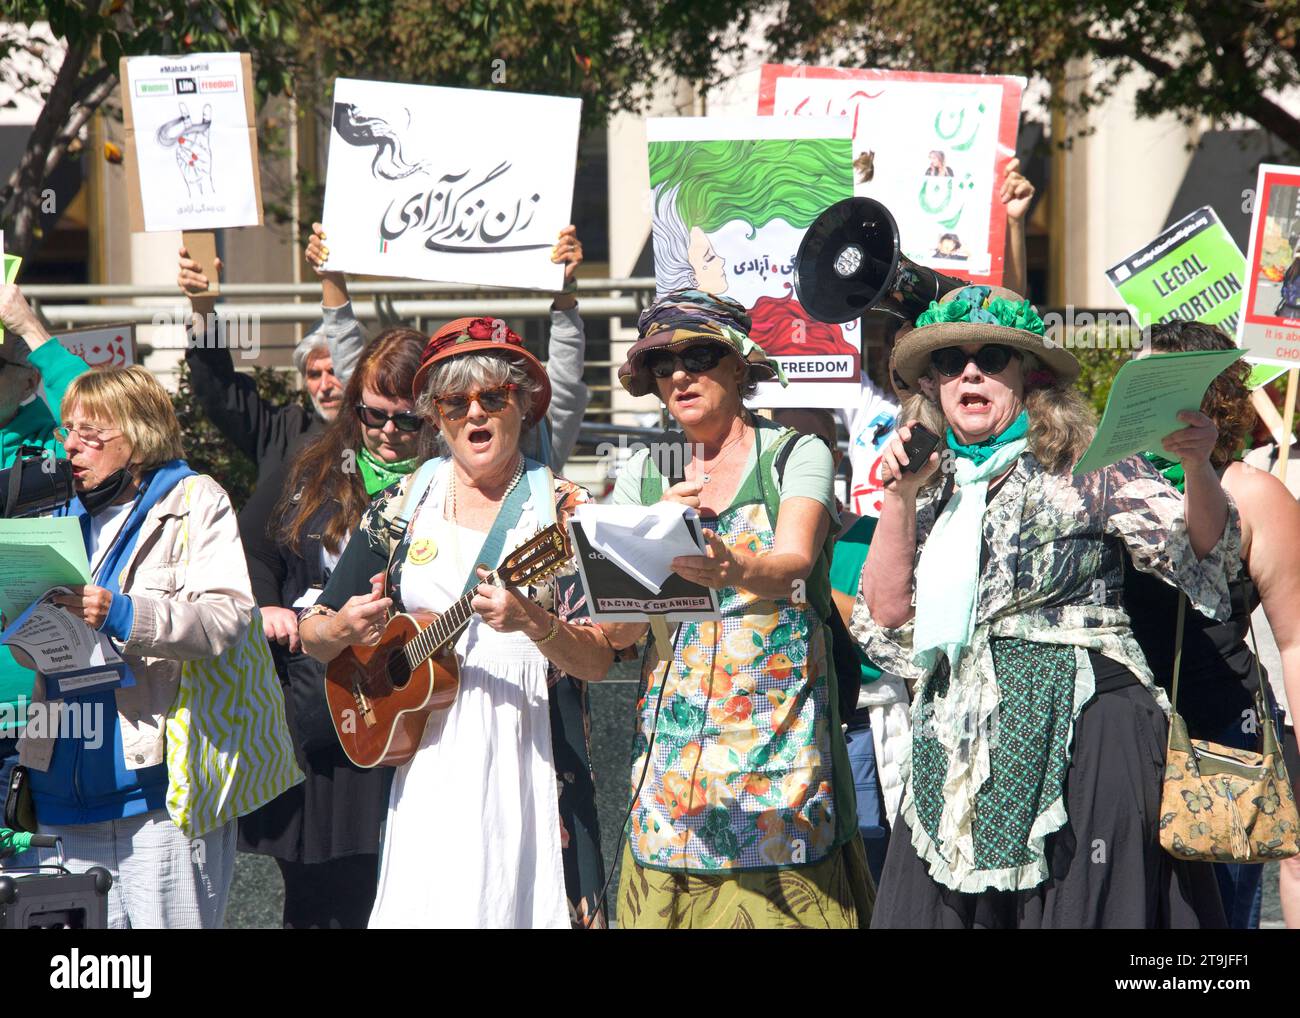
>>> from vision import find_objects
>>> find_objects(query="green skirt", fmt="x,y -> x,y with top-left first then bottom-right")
616,834 -> 874,929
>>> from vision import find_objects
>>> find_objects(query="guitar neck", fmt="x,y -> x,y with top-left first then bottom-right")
405,570 -> 498,667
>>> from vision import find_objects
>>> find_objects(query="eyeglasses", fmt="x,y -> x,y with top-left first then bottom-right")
432,384 -> 518,421
644,343 -> 731,379
930,344 -> 1019,378
355,404 -> 423,433
55,423 -> 122,448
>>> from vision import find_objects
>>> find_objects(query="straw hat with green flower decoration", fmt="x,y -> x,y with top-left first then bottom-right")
889,285 -> 1079,396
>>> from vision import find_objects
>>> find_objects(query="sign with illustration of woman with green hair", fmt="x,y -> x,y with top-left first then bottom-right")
646,116 -> 861,408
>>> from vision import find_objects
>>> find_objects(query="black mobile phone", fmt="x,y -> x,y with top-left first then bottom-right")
901,424 -> 941,473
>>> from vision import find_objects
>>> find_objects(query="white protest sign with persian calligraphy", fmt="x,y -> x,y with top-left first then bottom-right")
758,65 -> 1023,287
56,324 -> 137,369
320,79 -> 581,291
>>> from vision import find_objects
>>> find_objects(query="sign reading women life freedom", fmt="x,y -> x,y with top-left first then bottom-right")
646,116 -> 859,408
321,79 -> 581,291
120,52 -> 263,232
758,64 -> 1024,287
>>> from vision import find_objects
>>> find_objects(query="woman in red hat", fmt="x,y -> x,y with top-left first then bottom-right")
299,318 -> 615,928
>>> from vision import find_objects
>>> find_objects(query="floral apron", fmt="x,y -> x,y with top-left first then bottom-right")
628,443 -> 850,872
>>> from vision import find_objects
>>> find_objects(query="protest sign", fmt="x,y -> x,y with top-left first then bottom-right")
646,115 -> 861,409
320,79 -> 581,291
1105,206 -> 1246,336
120,52 -> 263,233
1073,349 -> 1245,476
56,324 -> 137,369
758,64 -> 1023,287
1,228 -> 18,285
1238,163 -> 1300,367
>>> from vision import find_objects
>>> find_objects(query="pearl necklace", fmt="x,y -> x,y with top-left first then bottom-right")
449,456 -> 525,525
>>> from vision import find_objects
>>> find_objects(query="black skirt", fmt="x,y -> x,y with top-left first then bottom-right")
238,651 -> 392,864
871,681 -> 1227,929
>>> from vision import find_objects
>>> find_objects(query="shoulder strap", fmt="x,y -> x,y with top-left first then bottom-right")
774,428 -> 800,484
381,457 -> 443,554
639,451 -> 665,506
378,458 -> 443,588
756,426 -> 834,621
525,458 -> 556,526
460,467 -> 532,596
1170,593 -> 1187,712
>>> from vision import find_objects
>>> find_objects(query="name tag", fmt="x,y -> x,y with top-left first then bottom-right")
45,661 -> 134,700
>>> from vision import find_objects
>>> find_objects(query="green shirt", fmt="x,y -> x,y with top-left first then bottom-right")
828,514 -> 884,686
0,340 -> 90,735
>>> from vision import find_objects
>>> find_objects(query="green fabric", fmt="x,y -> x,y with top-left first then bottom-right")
356,445 -> 417,496
828,515 -> 883,685
0,339 -> 88,735
1142,451 -> 1185,493
912,433 -> 1028,670
912,638 -> 1075,870
915,285 -> 1045,334
945,409 -> 1029,466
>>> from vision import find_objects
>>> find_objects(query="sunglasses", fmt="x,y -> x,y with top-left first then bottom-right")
930,344 -> 1019,378
644,343 -> 730,379
432,384 -> 518,421
355,404 -> 424,433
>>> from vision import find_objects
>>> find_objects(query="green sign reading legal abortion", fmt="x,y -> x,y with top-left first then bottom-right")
1105,206 -> 1245,334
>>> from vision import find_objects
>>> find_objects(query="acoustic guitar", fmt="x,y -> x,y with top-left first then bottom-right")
325,523 -> 572,768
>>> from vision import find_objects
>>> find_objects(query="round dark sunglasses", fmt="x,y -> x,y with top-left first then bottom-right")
355,403 -> 423,432
930,344 -> 1019,378
645,343 -> 730,379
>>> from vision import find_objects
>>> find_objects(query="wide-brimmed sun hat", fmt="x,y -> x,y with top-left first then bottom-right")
618,289 -> 787,397
889,284 -> 1079,395
412,316 -> 552,425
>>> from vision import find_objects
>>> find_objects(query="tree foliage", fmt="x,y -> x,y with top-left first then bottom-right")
768,0 -> 1300,152
300,0 -> 754,131
0,0 -> 299,260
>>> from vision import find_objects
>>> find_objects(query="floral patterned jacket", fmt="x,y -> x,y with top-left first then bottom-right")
850,451 -> 1241,892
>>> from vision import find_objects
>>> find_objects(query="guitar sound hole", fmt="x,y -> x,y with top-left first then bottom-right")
386,651 -> 412,690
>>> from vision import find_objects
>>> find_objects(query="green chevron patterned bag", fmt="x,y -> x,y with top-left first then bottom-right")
164,480 -> 304,839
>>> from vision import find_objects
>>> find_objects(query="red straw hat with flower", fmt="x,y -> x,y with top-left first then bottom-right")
412,316 -> 552,424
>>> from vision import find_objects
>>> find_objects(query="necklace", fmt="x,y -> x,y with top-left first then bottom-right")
695,426 -> 750,485
449,456 -> 525,525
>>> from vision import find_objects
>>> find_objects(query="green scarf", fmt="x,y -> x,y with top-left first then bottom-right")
946,409 -> 1030,465
1142,451 -> 1185,493
357,446 -> 418,496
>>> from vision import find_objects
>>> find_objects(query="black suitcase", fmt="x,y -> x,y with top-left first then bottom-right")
0,867 -> 112,929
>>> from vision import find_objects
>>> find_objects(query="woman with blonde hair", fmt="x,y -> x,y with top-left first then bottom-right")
19,365 -> 257,928
857,285 -> 1235,928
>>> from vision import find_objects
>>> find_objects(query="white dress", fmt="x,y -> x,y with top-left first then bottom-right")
367,479 -> 568,929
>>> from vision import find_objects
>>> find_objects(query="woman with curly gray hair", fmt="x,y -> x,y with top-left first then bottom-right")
856,285 -> 1236,928
299,317 -> 613,928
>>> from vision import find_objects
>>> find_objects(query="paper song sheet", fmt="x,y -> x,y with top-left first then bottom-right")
1073,348 -> 1245,476
573,503 -> 707,595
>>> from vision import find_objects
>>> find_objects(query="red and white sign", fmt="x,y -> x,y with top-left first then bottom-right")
758,64 -> 1024,288
1238,163 -> 1300,367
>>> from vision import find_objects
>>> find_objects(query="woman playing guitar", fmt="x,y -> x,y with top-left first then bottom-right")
299,317 -> 616,929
